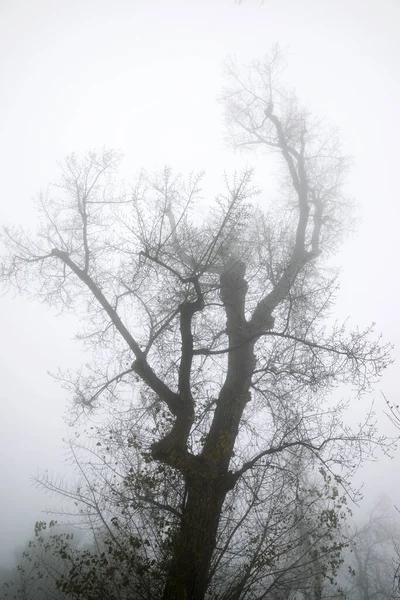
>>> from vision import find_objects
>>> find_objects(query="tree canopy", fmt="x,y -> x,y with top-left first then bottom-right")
0,49 -> 392,599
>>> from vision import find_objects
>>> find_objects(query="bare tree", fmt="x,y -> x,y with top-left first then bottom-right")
1,521 -> 84,600
0,50 -> 392,599
338,498 -> 400,599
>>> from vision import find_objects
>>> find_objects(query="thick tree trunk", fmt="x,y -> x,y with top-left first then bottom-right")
162,263 -> 257,599
162,476 -> 227,600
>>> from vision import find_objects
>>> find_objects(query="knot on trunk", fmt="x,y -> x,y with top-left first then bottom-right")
151,434 -> 189,472
250,309 -> 275,335
220,260 -> 247,305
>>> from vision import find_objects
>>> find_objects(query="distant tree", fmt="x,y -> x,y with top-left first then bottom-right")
383,399 -> 400,594
0,49 -> 392,599
338,498 -> 400,599
1,521 -> 84,600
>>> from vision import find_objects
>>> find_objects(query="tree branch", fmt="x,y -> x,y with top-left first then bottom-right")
50,248 -> 181,415
230,436 -> 361,485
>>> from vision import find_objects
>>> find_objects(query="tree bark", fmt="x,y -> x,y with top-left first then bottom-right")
162,264 -> 256,599
162,475 -> 227,600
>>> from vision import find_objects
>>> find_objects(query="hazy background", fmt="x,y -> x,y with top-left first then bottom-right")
1,0 -> 399,567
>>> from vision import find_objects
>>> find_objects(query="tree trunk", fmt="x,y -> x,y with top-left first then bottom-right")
162,475 -> 227,600
162,264 -> 256,599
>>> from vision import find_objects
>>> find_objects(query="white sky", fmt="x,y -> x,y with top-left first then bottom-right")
0,0 -> 399,566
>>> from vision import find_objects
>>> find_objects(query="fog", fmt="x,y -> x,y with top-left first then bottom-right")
0,0 -> 399,582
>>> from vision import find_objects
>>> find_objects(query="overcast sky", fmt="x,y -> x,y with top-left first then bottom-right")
1,0 -> 399,567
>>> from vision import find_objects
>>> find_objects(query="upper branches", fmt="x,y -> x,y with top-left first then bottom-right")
0,50 -> 392,490
222,49 -> 352,294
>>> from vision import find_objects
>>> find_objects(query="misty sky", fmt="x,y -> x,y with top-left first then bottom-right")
1,0 -> 399,567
